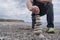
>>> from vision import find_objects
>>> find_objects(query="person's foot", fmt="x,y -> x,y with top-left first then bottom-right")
47,27 -> 55,33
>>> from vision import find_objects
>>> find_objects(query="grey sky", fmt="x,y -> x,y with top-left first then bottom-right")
0,0 -> 60,23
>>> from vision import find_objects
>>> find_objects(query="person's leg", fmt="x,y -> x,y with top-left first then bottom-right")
47,3 -> 54,28
46,3 -> 54,33
31,2 -> 47,29
31,13 -> 36,29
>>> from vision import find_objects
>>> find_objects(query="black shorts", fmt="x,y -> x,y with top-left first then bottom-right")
32,2 -> 53,16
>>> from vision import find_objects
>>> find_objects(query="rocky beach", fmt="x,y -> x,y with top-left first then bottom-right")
0,22 -> 60,40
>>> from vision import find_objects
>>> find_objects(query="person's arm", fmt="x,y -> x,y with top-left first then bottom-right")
26,0 -> 40,14
50,0 -> 52,3
26,0 -> 33,11
40,0 -> 52,3
46,0 -> 52,2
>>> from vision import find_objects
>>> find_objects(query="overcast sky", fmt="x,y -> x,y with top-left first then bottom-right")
0,0 -> 60,23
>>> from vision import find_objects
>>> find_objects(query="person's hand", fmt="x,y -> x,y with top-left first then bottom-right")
29,6 -> 40,14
